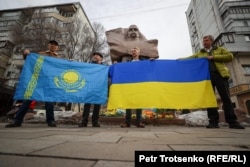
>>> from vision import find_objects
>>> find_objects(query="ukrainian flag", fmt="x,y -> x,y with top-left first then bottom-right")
107,58 -> 217,110
14,53 -> 109,104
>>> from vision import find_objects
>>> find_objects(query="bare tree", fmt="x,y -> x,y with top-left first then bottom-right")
10,24 -> 24,47
26,9 -> 62,52
10,8 -> 34,47
91,22 -> 107,52
62,19 -> 110,64
11,9 -> 109,60
63,16 -> 95,61
11,9 -> 62,52
91,22 -> 110,61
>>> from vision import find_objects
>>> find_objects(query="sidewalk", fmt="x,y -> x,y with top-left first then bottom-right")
0,123 -> 249,167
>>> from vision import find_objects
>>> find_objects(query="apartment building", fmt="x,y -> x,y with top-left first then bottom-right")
186,0 -> 250,114
0,2 -> 95,114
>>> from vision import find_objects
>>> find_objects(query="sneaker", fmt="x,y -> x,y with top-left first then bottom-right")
121,123 -> 131,128
229,123 -> 245,129
92,123 -> 101,127
78,122 -> 87,127
136,123 -> 145,128
5,122 -> 21,128
206,124 -> 219,128
48,121 -> 57,127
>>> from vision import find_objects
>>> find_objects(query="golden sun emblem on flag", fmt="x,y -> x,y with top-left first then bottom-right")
54,70 -> 85,92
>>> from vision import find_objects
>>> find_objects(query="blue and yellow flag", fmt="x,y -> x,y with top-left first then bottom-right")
14,53 -> 109,104
107,58 -> 217,110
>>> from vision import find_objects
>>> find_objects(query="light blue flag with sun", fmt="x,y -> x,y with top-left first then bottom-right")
14,53 -> 109,104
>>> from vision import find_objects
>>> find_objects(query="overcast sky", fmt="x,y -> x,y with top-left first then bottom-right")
0,0 -> 193,59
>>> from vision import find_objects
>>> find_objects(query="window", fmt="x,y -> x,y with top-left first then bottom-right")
7,21 -> 16,26
0,41 -> 6,47
0,31 -> 8,37
2,12 -> 19,17
221,10 -> 229,20
188,10 -> 193,20
6,71 -> 11,77
66,13 -> 73,17
0,22 -> 7,27
218,0 -> 223,6
244,35 -> 250,42
45,17 -> 52,23
14,82 -> 18,88
242,65 -> 250,75
223,34 -> 234,43
242,7 -> 250,14
214,38 -> 223,46
243,20 -> 249,26
194,45 -> 200,53
192,26 -> 197,34
229,7 -> 250,14
228,78 -> 233,88
63,23 -> 70,27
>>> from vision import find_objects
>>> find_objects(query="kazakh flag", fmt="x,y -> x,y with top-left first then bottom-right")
107,58 -> 217,110
14,53 -> 109,104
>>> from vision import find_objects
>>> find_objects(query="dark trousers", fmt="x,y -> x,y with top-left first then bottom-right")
125,109 -> 142,125
207,72 -> 237,125
82,103 -> 101,125
15,100 -> 55,124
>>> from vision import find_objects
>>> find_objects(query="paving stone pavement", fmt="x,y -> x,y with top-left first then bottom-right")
0,123 -> 249,167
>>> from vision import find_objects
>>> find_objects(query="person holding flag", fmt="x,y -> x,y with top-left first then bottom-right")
180,35 -> 244,129
120,47 -> 145,128
5,40 -> 59,128
78,52 -> 105,128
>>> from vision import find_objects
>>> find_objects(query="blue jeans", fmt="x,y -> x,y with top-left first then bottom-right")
125,109 -> 142,125
15,100 -> 55,124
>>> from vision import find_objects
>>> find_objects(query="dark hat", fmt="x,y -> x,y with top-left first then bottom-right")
49,40 -> 59,46
92,52 -> 103,58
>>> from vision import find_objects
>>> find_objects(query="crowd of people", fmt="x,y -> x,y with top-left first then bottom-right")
5,35 -> 245,129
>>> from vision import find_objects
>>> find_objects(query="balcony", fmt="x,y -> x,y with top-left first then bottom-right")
232,26 -> 250,33
56,4 -> 77,13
